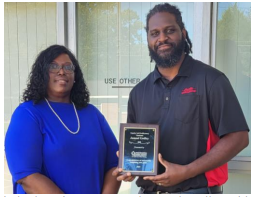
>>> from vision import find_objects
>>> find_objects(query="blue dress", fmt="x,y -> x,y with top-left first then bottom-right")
5,100 -> 119,194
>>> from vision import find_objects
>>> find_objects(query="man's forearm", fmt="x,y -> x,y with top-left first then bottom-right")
18,173 -> 64,194
185,131 -> 249,179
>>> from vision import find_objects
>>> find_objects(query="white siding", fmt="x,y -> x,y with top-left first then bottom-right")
4,2 -> 57,134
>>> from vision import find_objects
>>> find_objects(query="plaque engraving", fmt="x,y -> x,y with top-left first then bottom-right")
119,123 -> 159,176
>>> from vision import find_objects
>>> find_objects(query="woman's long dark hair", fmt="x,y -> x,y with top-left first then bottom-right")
23,45 -> 90,109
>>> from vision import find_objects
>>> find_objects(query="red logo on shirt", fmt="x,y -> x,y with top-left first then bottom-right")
182,87 -> 196,94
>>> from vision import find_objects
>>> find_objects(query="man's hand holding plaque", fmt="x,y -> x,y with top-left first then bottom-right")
112,151 -> 136,182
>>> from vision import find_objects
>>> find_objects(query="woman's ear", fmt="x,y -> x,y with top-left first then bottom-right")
182,28 -> 187,40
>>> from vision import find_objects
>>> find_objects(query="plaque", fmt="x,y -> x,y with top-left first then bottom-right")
118,123 -> 159,176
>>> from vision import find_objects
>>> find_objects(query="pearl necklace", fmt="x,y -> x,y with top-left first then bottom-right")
45,98 -> 80,134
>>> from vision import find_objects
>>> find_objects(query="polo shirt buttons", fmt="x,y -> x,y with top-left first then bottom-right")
164,95 -> 170,109
164,86 -> 171,109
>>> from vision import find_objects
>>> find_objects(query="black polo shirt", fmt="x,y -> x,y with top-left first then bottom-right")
127,55 -> 249,192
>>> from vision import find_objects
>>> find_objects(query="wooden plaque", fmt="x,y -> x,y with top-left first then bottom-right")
118,123 -> 159,176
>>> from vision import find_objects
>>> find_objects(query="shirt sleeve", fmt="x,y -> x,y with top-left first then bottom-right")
5,106 -> 43,183
209,74 -> 249,137
97,111 -> 119,172
127,90 -> 136,123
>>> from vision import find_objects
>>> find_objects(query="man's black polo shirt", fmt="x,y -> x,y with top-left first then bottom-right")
127,55 -> 249,192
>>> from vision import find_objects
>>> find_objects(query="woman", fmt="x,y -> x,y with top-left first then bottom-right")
5,45 -> 121,194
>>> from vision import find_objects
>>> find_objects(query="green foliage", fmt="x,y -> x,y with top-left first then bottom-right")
217,3 -> 251,42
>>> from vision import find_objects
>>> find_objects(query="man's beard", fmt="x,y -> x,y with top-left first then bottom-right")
148,36 -> 185,68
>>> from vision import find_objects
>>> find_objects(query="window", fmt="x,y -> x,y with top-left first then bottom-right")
76,2 -> 194,193
215,2 -> 251,157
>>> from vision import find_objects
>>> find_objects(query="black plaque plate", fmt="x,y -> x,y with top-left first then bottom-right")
118,123 -> 159,176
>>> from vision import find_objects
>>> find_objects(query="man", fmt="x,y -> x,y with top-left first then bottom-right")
112,3 -> 249,194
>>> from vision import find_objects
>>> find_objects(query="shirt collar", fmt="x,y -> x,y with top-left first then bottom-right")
177,54 -> 193,77
153,66 -> 162,83
152,54 -> 193,84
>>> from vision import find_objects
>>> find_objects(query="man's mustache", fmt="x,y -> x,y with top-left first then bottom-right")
155,41 -> 176,51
